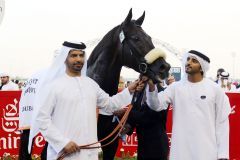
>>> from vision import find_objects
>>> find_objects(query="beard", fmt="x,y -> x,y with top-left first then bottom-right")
1,81 -> 7,85
72,62 -> 83,72
66,61 -> 84,73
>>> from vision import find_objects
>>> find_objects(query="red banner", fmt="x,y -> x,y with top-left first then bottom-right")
0,91 -> 21,156
227,93 -> 240,160
0,91 -> 45,158
0,91 -> 240,159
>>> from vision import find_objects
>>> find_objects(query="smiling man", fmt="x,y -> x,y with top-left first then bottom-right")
147,50 -> 231,160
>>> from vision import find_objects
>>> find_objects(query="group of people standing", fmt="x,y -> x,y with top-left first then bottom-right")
5,41 -> 231,160
216,68 -> 240,92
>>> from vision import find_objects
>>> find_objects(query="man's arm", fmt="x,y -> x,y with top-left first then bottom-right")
216,119 -> 229,160
215,92 -> 231,159
96,80 -> 143,113
146,80 -> 172,111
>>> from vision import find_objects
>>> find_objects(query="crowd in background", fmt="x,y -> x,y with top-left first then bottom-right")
1,68 -> 240,92
119,68 -> 240,93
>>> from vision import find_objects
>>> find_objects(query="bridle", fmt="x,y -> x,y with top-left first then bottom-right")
119,27 -> 150,74
120,28 -> 167,84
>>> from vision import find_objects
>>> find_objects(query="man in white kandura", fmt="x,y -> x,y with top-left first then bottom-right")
0,72 -> 19,90
33,41 -> 144,160
19,69 -> 49,160
147,50 -> 231,160
218,71 -> 237,93
20,50 -> 60,160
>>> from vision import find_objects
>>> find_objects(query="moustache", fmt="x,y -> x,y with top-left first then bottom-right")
73,62 -> 84,65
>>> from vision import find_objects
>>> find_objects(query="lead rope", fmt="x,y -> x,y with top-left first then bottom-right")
57,77 -> 147,160
56,104 -> 133,160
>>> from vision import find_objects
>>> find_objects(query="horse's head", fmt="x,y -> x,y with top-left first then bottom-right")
119,9 -> 171,83
87,9 -> 171,95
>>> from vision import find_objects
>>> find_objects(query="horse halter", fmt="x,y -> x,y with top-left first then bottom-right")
119,30 -> 149,74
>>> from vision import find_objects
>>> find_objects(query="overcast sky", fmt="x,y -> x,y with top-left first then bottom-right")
0,0 -> 240,79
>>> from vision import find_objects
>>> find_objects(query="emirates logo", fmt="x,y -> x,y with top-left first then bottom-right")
0,0 -> 5,25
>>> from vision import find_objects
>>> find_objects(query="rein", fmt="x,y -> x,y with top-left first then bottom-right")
57,81 -> 146,160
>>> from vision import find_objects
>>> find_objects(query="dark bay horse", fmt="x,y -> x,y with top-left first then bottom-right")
87,9 -> 170,160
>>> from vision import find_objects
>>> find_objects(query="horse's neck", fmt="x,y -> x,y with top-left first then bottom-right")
87,50 -> 122,96
101,65 -> 122,96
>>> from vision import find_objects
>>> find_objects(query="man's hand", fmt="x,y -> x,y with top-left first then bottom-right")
63,141 -> 79,154
166,74 -> 175,85
148,79 -> 155,92
113,107 -> 127,117
128,79 -> 144,93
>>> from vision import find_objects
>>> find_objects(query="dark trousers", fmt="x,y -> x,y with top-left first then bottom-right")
19,129 -> 48,160
97,114 -> 119,160
19,130 -> 32,160
128,103 -> 169,160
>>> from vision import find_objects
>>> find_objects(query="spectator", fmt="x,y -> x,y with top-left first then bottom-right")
219,71 -> 237,92
0,73 -> 19,90
165,74 -> 176,86
215,68 -> 225,83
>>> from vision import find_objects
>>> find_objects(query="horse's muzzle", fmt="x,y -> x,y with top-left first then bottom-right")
146,58 -> 171,84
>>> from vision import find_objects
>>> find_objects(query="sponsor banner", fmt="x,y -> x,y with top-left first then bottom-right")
0,91 -> 239,159
0,91 -> 44,156
226,93 -> 240,160
0,91 -> 21,155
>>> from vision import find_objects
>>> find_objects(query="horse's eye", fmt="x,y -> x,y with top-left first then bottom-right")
131,36 -> 139,41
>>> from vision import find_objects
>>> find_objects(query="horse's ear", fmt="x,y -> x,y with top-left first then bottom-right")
135,11 -> 145,26
123,8 -> 132,26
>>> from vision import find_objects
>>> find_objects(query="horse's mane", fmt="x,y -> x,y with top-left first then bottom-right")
87,25 -> 120,67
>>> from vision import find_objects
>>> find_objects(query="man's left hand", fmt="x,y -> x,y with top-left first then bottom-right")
113,107 -> 127,117
128,78 -> 147,94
